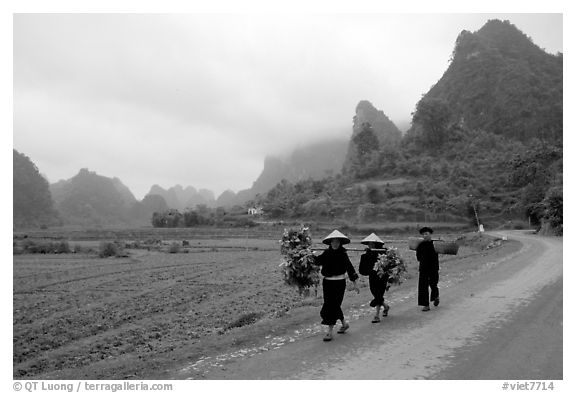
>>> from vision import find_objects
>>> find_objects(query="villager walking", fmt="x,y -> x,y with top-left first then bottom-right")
416,227 -> 440,311
358,233 -> 390,323
314,230 -> 359,341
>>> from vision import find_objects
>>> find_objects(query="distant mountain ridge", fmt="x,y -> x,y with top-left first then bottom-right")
50,168 -> 138,226
48,169 -> 180,226
146,185 -> 216,210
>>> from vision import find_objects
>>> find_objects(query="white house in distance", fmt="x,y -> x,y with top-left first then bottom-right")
247,207 -> 263,215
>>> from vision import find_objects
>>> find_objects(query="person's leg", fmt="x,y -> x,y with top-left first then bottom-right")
383,302 -> 390,316
382,294 -> 390,316
332,280 -> 349,333
418,271 -> 430,310
323,324 -> 334,341
382,274 -> 390,316
320,279 -> 338,340
369,275 -> 383,322
334,279 -> 346,322
372,305 -> 381,322
429,270 -> 439,306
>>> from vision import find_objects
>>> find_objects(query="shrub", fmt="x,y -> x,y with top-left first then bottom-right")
55,241 -> 71,254
15,240 -> 71,254
168,242 -> 181,253
542,186 -> 562,235
13,242 -> 24,255
98,241 -> 126,258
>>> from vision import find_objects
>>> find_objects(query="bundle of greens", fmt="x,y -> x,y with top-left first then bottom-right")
279,227 -> 320,294
373,247 -> 408,290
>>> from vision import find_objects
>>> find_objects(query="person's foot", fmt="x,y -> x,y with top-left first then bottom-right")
433,298 -> 440,307
383,303 -> 390,317
323,332 -> 333,341
337,321 -> 350,333
371,316 -> 380,323
422,306 -> 430,312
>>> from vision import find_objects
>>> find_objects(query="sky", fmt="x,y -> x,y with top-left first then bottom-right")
12,12 -> 563,200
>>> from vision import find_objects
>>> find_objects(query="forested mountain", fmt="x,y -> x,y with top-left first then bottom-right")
255,19 -> 563,234
414,19 -> 562,144
13,150 -> 60,228
50,169 -> 139,226
343,100 -> 402,176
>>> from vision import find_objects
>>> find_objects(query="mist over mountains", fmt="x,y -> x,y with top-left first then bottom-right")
215,137 -> 350,207
13,131 -> 351,227
13,19 -> 562,232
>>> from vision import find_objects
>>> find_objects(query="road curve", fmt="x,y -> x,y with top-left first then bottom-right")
176,231 -> 562,379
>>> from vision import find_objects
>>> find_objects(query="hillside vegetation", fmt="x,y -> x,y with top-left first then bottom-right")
254,20 -> 562,234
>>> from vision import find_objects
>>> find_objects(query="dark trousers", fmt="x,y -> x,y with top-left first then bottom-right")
369,273 -> 389,307
418,270 -> 439,307
320,278 -> 346,325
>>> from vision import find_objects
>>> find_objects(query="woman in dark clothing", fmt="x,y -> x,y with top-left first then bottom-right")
416,226 -> 440,311
314,230 -> 359,342
359,233 -> 390,323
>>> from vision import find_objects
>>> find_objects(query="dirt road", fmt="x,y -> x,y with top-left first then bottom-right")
175,231 -> 562,379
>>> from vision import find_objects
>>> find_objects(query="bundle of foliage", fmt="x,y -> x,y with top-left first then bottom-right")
373,247 -> 408,291
279,227 -> 320,295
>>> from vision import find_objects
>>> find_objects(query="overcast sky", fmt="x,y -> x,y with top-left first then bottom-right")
13,13 -> 563,200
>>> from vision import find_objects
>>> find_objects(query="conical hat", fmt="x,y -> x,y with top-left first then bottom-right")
361,233 -> 385,245
322,230 -> 350,245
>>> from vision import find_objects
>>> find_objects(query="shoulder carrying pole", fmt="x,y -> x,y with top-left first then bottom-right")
311,247 -> 388,253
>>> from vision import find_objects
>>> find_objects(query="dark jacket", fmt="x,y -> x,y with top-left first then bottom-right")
359,250 -> 379,276
315,247 -> 359,281
416,240 -> 439,272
